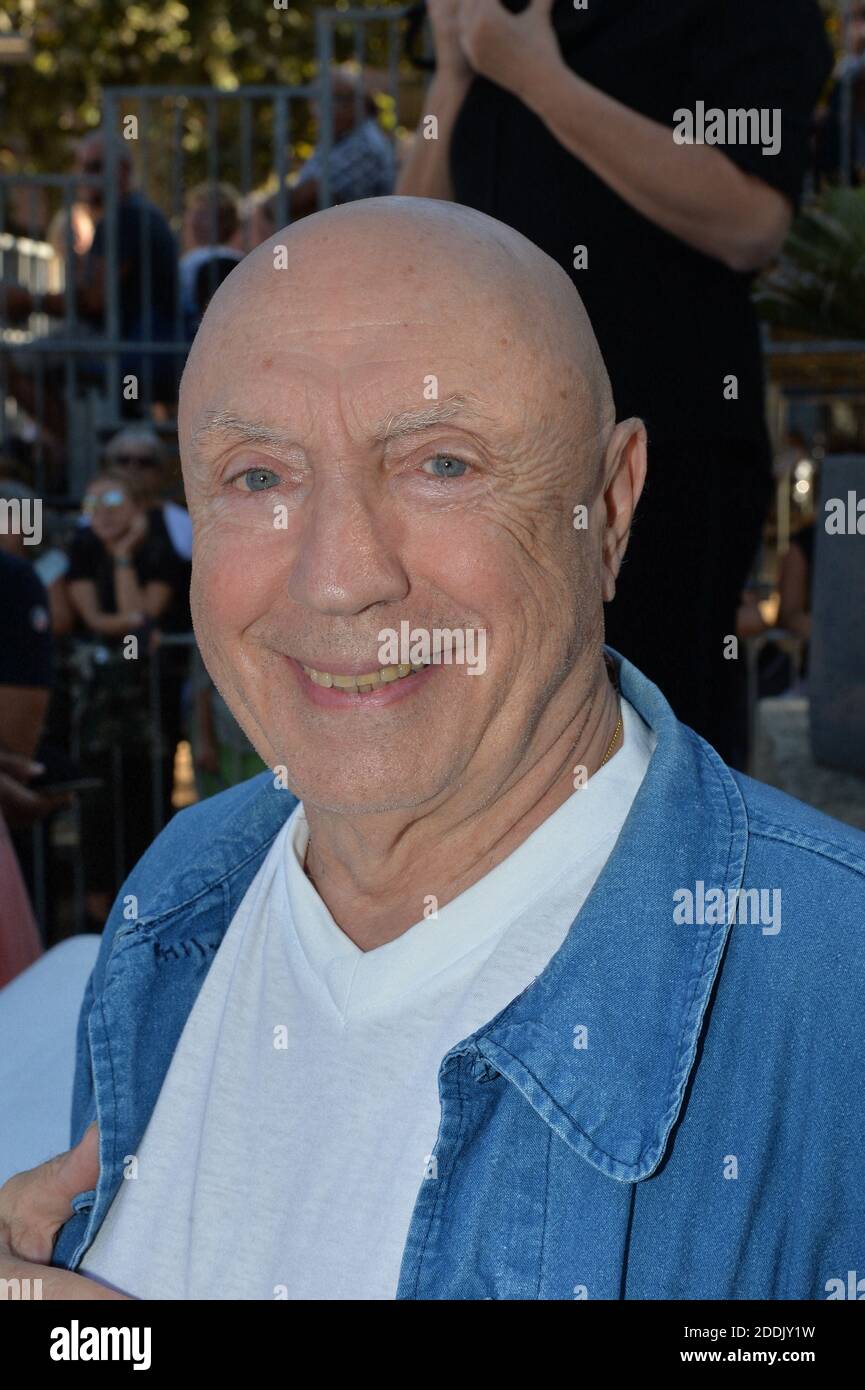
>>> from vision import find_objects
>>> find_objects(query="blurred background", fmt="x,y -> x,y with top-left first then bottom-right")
0,0 -> 863,958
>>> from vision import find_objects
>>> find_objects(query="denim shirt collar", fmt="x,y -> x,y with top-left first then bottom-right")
111,648 -> 748,1185
461,650 -> 749,1182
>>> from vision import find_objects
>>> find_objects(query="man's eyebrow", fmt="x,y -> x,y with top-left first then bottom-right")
192,395 -> 496,452
374,393 -> 490,443
192,412 -> 295,451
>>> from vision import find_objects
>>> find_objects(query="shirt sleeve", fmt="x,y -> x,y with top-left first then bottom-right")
680,0 -> 834,208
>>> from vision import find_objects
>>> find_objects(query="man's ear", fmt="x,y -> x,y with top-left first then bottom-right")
599,418 -> 647,604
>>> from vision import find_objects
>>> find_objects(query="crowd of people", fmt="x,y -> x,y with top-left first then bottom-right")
0,64 -> 397,479
0,422 -> 275,952
0,429 -> 190,944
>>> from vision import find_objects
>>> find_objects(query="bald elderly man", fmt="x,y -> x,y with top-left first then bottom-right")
4,198 -> 865,1302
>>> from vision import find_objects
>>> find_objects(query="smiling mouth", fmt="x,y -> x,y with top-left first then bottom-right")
299,661 -> 429,693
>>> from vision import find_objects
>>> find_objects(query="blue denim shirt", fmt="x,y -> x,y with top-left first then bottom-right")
51,653 -> 865,1298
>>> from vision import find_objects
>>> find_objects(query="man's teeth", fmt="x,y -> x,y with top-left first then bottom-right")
300,662 -> 427,692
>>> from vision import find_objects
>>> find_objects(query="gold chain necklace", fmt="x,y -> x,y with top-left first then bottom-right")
599,702 -> 623,768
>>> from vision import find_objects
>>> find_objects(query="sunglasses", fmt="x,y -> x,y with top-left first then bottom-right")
82,488 -> 128,513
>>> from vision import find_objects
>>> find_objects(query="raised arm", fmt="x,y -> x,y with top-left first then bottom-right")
451,0 -> 794,272
395,0 -> 474,200
516,55 -> 792,273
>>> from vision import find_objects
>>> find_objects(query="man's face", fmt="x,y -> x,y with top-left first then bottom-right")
180,229 -> 605,815
76,138 -> 129,211
311,94 -> 358,140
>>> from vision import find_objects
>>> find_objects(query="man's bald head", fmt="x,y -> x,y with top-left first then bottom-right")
179,194 -> 645,817
181,196 -> 615,467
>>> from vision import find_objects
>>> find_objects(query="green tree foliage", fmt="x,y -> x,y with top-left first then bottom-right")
755,187 -> 865,337
0,0 -> 404,175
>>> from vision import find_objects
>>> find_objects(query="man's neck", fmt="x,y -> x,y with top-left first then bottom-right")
301,660 -> 622,951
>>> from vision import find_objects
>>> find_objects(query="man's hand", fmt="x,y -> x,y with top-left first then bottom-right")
106,510 -> 148,560
0,1124 -> 132,1299
456,0 -> 564,102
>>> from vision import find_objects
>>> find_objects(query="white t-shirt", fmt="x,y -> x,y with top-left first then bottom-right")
81,698 -> 656,1300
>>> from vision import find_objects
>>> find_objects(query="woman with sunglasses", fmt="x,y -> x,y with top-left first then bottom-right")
103,426 -> 193,566
65,470 -> 188,926
67,473 -> 172,637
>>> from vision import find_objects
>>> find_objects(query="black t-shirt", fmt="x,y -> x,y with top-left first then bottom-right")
450,0 -> 833,446
87,191 -> 178,337
0,551 -> 53,688
66,508 -> 190,633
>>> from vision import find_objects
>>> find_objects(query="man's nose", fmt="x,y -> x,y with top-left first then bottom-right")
286,484 -> 410,617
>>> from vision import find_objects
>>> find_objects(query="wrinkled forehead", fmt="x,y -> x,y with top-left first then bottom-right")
184,291 -> 543,443
179,213 -> 607,476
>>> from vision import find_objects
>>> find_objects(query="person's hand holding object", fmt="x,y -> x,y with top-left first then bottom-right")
0,1123 -> 132,1299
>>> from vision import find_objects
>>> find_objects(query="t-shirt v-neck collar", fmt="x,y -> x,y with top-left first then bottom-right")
280,699 -> 652,1021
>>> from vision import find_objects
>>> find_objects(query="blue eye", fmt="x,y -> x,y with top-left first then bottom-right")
422,454 -> 469,479
237,467 -> 279,492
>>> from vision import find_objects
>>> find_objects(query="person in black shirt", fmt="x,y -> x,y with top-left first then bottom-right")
97,428 -> 194,840
78,131 -> 179,411
0,552 -> 55,969
398,0 -> 833,766
0,551 -> 53,748
100,426 -> 193,621
67,470 -> 188,637
66,469 -> 188,923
